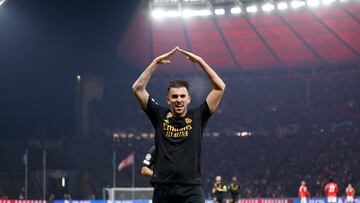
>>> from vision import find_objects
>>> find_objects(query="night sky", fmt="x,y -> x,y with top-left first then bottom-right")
0,0 -> 142,137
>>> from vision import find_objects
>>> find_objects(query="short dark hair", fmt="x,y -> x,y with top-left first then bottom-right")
167,80 -> 190,92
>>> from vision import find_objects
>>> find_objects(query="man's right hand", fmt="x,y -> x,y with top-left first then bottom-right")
154,46 -> 178,64
132,46 -> 179,110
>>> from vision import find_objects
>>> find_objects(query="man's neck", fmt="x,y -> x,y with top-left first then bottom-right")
168,110 -> 187,118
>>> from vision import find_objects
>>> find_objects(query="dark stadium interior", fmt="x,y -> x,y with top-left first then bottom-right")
0,0 -> 359,201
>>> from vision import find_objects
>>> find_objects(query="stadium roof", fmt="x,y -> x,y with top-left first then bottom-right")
119,0 -> 360,76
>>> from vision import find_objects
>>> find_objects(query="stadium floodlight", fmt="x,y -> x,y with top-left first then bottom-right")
152,9 -> 165,19
230,7 -> 242,14
0,0 -> 6,6
262,3 -> 275,12
214,8 -> 225,15
307,0 -> 320,7
61,177 -> 66,187
151,9 -> 181,19
182,9 -> 212,18
246,5 -> 258,13
236,131 -> 252,137
322,0 -> 336,5
277,2 -> 289,10
128,133 -> 134,138
153,0 -> 179,2
291,0 -> 306,9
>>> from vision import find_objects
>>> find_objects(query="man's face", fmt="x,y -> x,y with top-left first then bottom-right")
167,87 -> 191,117
216,176 -> 221,183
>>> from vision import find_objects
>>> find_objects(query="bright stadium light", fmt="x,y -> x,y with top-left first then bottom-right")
262,3 -> 275,12
182,9 -> 212,18
163,10 -> 181,17
152,9 -> 165,19
154,0 -> 179,2
291,0 -> 306,9
236,131 -> 253,137
214,8 -> 225,15
0,0 -> 6,6
246,5 -> 258,13
307,0 -> 320,7
61,177 -> 66,187
151,9 -> 181,19
230,7 -> 242,14
322,0 -> 336,5
277,2 -> 289,10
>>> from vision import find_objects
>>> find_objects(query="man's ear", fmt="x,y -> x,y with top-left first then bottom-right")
166,97 -> 170,105
187,95 -> 191,104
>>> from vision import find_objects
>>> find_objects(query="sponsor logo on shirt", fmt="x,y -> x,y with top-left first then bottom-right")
162,118 -> 193,138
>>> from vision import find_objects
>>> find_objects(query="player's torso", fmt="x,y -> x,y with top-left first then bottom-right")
152,108 -> 204,184
230,183 -> 240,192
299,186 -> 308,197
325,183 -> 338,196
346,188 -> 354,196
214,183 -> 227,195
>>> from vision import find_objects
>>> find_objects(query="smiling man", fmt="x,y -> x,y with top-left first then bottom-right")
132,46 -> 225,203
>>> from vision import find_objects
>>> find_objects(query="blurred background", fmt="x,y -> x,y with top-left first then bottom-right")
0,0 -> 359,201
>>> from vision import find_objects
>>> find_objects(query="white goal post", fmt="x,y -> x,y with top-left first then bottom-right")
104,187 -> 154,201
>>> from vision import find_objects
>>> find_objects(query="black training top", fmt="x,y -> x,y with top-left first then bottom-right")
229,182 -> 240,195
213,183 -> 227,198
144,96 -> 211,185
143,145 -> 155,168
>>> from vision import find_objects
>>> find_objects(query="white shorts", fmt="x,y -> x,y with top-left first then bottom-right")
300,197 -> 307,203
327,196 -> 337,203
346,196 -> 354,202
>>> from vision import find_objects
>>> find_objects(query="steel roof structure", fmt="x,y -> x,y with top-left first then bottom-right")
119,0 -> 360,77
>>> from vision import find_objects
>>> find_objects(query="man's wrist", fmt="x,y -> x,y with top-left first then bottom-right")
196,57 -> 204,64
152,59 -> 160,65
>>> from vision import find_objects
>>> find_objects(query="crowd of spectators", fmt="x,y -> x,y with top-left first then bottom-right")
40,126 -> 359,199
97,72 -> 360,198
36,127 -> 359,199
208,73 -> 360,132
92,73 -> 360,135
1,73 -> 360,199
201,127 -> 360,198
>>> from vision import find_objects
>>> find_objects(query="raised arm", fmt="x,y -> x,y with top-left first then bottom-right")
132,47 -> 178,109
177,48 -> 226,113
